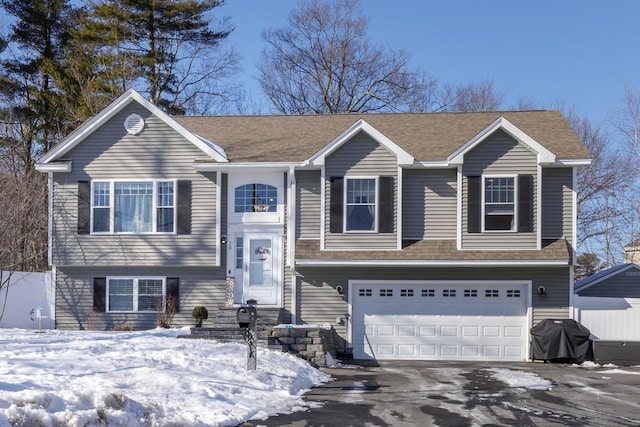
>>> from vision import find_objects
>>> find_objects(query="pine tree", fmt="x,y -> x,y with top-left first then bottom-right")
79,0 -> 238,114
0,0 -> 77,162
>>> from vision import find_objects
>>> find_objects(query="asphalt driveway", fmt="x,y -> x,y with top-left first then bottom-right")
241,361 -> 640,426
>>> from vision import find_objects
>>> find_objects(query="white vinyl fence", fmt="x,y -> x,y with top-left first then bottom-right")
574,296 -> 640,341
0,271 -> 55,330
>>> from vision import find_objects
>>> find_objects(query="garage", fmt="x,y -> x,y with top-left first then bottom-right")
350,281 -> 531,361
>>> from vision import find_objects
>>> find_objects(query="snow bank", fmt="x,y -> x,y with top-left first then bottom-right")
487,368 -> 553,391
0,328 -> 330,426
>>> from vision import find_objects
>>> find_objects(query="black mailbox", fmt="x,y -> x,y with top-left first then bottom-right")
237,306 -> 257,328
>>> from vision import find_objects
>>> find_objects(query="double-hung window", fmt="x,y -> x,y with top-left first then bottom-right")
107,277 -> 164,312
484,176 -> 515,231
91,181 -> 176,233
345,177 -> 377,232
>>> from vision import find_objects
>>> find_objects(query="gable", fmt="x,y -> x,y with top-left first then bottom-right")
575,264 -> 640,298
449,117 -> 555,166
462,129 -> 538,175
69,103 -> 213,177
325,131 -> 398,176
36,90 -> 227,172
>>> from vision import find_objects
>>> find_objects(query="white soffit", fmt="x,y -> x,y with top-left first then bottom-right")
448,117 -> 556,165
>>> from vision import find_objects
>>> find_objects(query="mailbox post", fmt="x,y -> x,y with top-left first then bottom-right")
236,299 -> 258,370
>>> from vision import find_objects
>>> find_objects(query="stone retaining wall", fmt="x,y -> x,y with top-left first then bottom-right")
270,326 -> 336,367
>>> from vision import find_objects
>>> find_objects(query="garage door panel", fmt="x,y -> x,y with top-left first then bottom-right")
353,283 -> 529,361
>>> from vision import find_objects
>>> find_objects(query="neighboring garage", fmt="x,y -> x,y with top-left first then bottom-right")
350,281 -> 531,361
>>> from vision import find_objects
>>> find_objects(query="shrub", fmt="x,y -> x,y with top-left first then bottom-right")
192,306 -> 208,327
155,295 -> 176,328
113,323 -> 132,332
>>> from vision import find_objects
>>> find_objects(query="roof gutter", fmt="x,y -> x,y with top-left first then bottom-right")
192,162 -> 302,172
295,259 -> 570,267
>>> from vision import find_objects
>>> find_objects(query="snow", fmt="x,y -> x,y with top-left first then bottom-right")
487,368 -> 553,391
0,328 -> 331,426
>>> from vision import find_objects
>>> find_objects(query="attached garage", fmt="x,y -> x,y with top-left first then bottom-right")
350,281 -> 531,361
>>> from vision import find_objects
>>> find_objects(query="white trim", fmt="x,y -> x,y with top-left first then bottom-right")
296,259 -> 568,267
554,159 -> 592,167
215,171 -> 222,267
35,161 -> 72,173
193,162 -> 300,172
105,276 -> 166,313
396,167 -> 403,250
416,161 -> 453,169
481,174 -> 518,233
38,89 -> 227,165
90,179 -> 178,235
456,166 -> 462,250
344,176 -> 379,233
347,279 -> 533,361
307,119 -> 414,167
448,117 -> 556,165
536,166 -> 542,250
47,172 -> 53,265
320,167 -> 326,250
288,167 -> 298,322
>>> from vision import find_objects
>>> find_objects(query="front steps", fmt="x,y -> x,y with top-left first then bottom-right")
180,307 -> 284,347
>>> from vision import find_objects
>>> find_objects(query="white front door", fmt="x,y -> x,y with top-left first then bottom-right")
234,233 -> 282,306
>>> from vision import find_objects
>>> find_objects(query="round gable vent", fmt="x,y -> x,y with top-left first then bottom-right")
124,113 -> 145,135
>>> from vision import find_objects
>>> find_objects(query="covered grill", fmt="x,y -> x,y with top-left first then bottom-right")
530,319 -> 592,363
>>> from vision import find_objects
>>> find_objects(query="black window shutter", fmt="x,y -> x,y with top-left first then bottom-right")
518,175 -> 534,232
467,176 -> 481,233
379,176 -> 394,233
78,181 -> 91,235
329,177 -> 343,233
177,180 -> 191,234
166,278 -> 180,313
93,277 -> 106,312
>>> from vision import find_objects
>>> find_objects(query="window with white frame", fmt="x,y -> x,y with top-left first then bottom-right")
234,183 -> 278,213
484,176 -> 515,231
91,181 -> 176,233
345,177 -> 377,231
107,277 -> 165,312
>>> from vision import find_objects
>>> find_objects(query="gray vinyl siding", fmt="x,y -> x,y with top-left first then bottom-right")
51,103 -> 219,267
542,168 -> 573,241
577,273 -> 640,298
296,170 -> 321,240
55,266 -> 225,330
403,169 -> 457,240
462,130 -> 538,249
296,266 -> 570,343
324,132 -> 398,249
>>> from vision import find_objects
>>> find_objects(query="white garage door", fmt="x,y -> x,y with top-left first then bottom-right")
351,282 -> 529,361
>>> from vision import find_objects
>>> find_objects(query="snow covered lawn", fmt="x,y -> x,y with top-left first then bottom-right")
0,328 -> 331,426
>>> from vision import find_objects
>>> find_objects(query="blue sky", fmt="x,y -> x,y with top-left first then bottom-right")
221,0 -> 640,124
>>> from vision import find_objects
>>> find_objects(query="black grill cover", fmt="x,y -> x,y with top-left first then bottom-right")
530,319 -> 591,363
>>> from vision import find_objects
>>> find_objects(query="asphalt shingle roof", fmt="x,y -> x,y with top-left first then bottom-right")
174,110 -> 588,163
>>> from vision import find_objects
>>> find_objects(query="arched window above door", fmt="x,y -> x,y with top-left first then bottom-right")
234,183 -> 278,213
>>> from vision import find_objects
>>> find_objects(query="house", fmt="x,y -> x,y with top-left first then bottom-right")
574,263 -> 640,341
35,89 -> 590,362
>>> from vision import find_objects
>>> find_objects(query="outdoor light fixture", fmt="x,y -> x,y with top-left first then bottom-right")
537,286 -> 547,296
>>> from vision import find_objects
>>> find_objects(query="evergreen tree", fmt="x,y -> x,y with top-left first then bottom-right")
0,0 -> 77,166
79,0 -> 239,114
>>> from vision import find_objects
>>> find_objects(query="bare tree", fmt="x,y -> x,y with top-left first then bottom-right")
569,107 -> 634,265
438,79 -> 505,112
258,0 -> 437,114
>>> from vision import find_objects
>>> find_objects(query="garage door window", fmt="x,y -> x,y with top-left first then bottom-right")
443,289 -> 456,297
464,289 -> 478,297
422,289 -> 435,297
486,289 -> 499,297
507,289 -> 521,297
